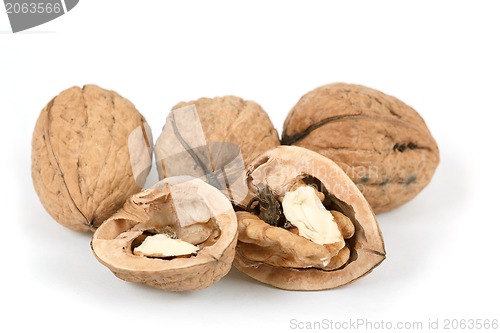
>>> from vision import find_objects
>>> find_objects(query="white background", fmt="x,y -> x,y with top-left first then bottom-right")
2,1 -> 499,332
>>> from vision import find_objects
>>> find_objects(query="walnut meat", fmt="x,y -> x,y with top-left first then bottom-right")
31,85 -> 153,232
91,177 -> 238,291
282,83 -> 439,212
234,146 -> 386,291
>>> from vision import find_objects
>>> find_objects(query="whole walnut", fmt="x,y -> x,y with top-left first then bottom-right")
154,96 -> 280,206
282,83 -> 439,212
155,96 -> 280,175
32,85 -> 153,232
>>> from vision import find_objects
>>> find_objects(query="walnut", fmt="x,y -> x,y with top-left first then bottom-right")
282,83 -> 439,212
91,177 -> 238,292
155,95 -> 280,176
31,85 -> 153,232
235,146 -> 386,290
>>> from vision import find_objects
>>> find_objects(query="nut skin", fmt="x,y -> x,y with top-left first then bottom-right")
282,83 -> 439,212
157,95 -> 280,173
31,85 -> 152,232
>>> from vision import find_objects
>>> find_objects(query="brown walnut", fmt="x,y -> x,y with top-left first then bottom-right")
91,177 -> 238,291
155,95 -> 280,178
282,83 -> 439,212
31,85 -> 153,232
234,146 -> 386,291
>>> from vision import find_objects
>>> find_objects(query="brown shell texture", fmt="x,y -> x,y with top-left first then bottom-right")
91,177 -> 238,292
156,96 -> 280,176
282,83 -> 439,212
234,146 -> 386,291
32,85 -> 153,232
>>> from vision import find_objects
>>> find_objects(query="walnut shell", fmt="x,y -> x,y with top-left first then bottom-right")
234,146 -> 386,290
91,177 -> 238,291
32,85 -> 153,232
155,96 -> 280,178
282,83 -> 439,212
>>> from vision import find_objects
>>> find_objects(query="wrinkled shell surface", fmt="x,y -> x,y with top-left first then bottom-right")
155,96 -> 280,177
32,85 -> 152,232
92,177 -> 238,292
234,146 -> 386,291
282,83 -> 439,212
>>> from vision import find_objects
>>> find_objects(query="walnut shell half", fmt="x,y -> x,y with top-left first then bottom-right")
91,177 -> 238,291
234,146 -> 386,291
32,85 -> 153,232
282,83 -> 439,212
